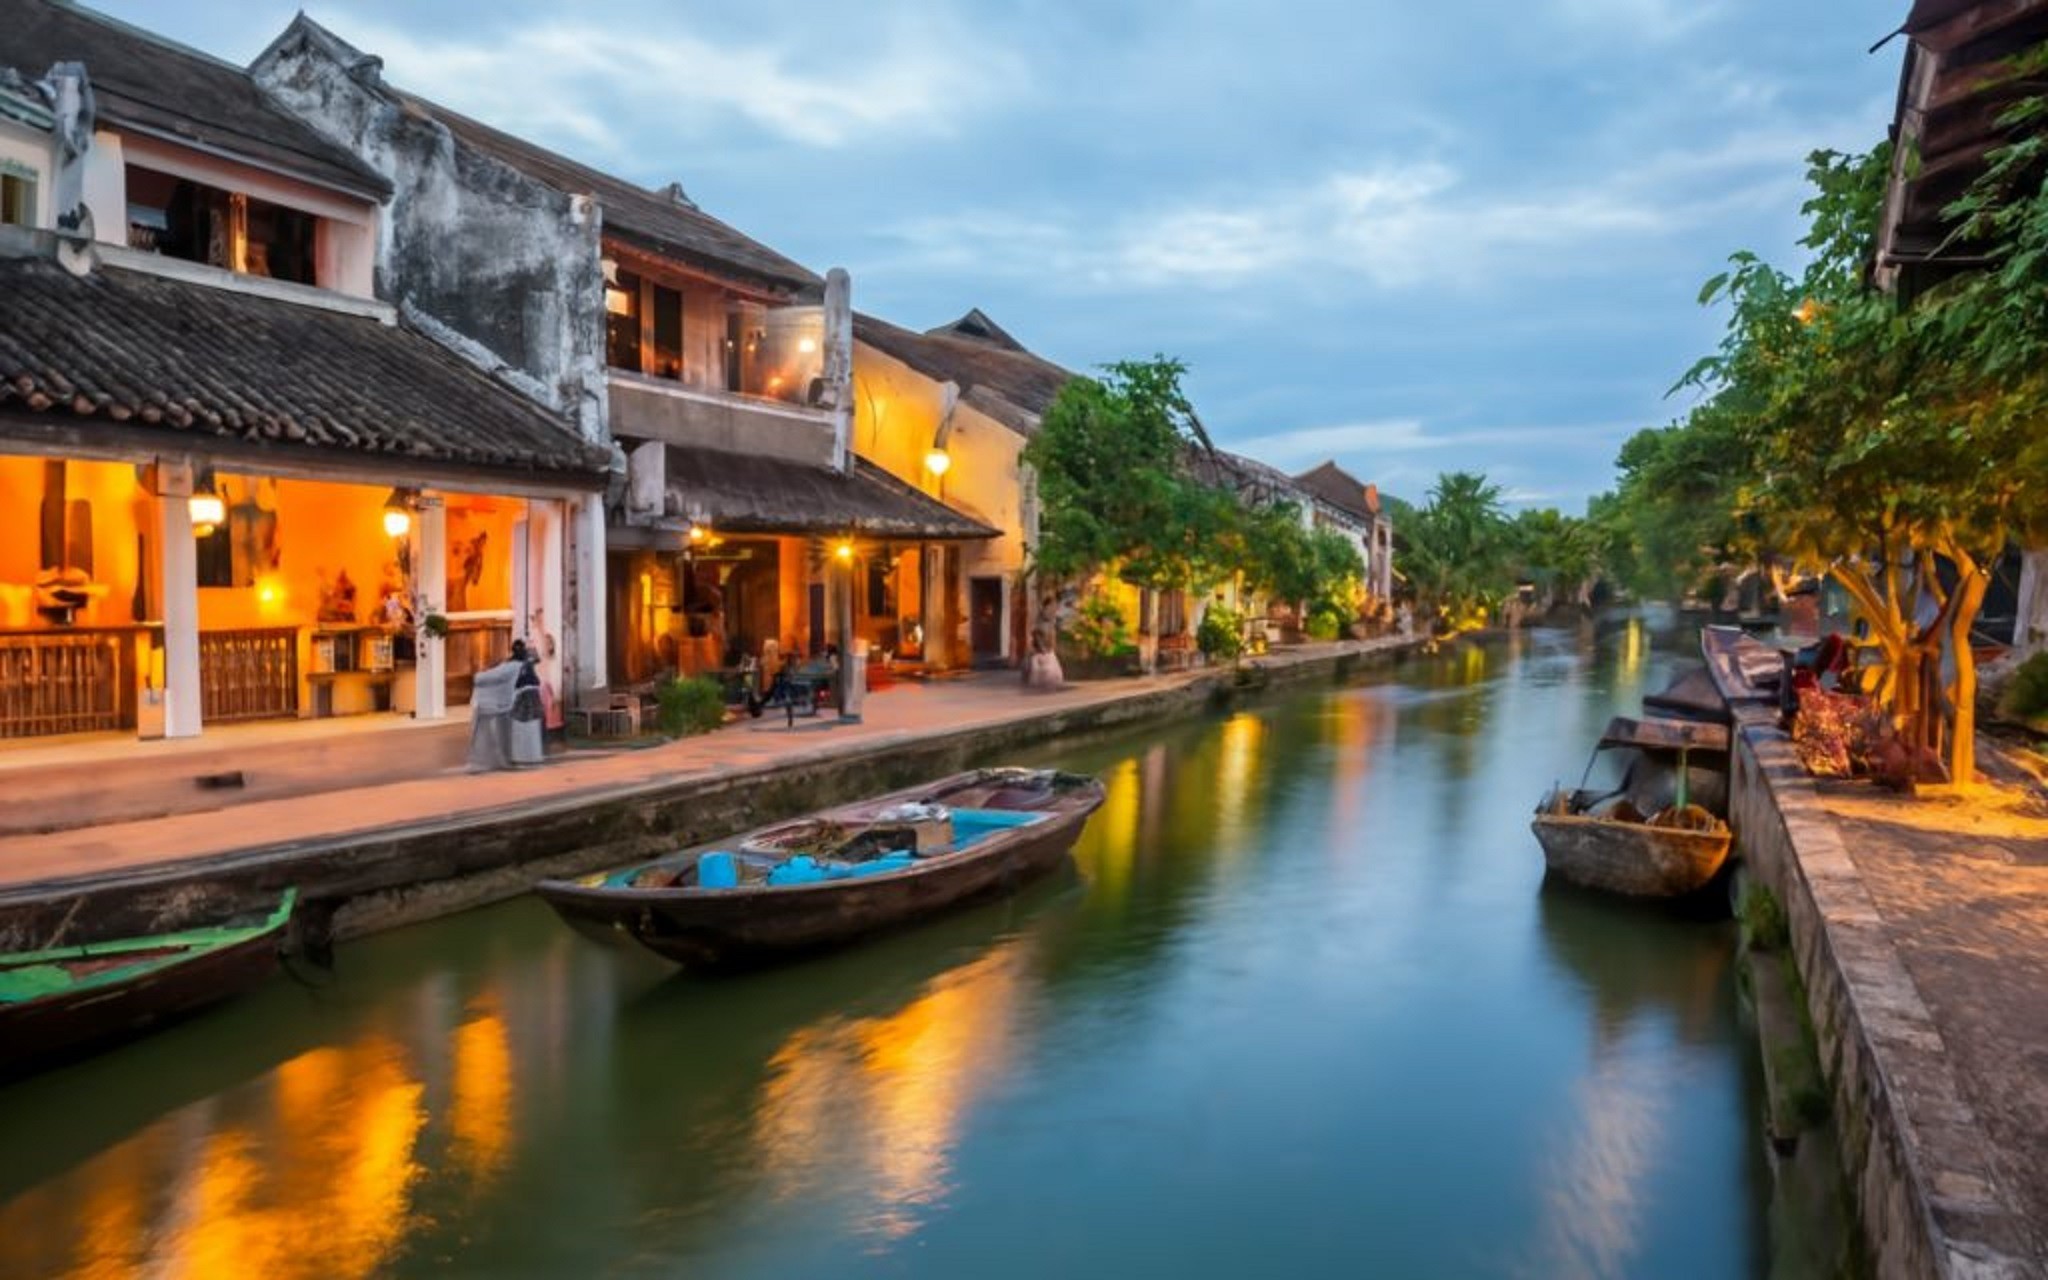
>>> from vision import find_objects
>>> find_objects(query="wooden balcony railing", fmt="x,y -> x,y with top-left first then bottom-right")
0,628 -> 137,739
199,627 -> 299,723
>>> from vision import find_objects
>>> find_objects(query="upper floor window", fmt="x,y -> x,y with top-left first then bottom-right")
0,163 -> 35,228
605,267 -> 642,373
124,165 -> 317,285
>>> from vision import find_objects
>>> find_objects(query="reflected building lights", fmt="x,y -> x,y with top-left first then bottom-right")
752,944 -> 1029,1243
449,1007 -> 515,1187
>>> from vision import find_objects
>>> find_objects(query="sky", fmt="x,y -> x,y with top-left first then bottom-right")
98,0 -> 1906,510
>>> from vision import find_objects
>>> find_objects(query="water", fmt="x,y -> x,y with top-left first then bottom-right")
0,623 -> 1790,1278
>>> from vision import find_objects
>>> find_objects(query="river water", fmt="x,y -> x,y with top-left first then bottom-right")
0,623 -> 1804,1278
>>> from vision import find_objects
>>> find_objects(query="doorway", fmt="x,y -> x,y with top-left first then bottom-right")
969,577 -> 1004,667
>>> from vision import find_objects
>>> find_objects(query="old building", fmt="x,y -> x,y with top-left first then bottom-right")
851,309 -> 1073,668
1292,459 -> 1396,605
0,0 -> 609,742
256,16 -> 996,692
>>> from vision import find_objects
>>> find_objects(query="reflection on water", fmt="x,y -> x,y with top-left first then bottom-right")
0,624 -> 1821,1278
754,942 -> 1028,1244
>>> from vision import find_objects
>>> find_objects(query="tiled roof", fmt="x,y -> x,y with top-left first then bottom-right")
383,84 -> 819,295
0,0 -> 388,198
1292,460 -> 1382,522
0,245 -> 609,479
665,445 -> 997,540
852,311 -> 1072,436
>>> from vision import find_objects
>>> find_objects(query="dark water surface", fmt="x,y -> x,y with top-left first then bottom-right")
0,624 -> 1785,1278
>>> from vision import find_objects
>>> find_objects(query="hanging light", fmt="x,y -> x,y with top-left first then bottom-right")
382,488 -> 414,538
924,448 -> 952,477
188,469 -> 224,536
686,522 -> 709,545
834,538 -> 855,563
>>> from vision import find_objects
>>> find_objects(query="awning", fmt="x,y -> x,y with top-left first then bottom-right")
663,445 -> 999,540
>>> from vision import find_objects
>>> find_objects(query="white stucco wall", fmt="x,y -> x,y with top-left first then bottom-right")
0,117 -> 54,229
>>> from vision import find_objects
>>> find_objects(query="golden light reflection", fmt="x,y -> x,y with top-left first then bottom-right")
1620,616 -> 1646,681
6,1037 -> 432,1280
752,943 -> 1028,1243
1079,756 -> 1142,905
450,1008 -> 515,1186
1214,712 -> 1265,850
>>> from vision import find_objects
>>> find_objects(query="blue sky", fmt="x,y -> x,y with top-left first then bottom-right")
103,0 -> 1903,509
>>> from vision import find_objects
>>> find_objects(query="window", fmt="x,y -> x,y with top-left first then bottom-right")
0,166 -> 34,227
123,166 -> 318,283
652,284 -> 682,380
606,268 -> 642,372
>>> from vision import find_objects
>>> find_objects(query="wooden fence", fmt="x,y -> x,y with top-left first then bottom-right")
198,627 -> 300,723
0,629 -> 135,738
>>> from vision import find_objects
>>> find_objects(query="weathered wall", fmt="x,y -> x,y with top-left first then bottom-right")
251,20 -> 607,443
609,374 -> 837,467
1729,710 -> 2035,1280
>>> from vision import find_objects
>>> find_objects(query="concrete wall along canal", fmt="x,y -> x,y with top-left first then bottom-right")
0,643 -> 1417,953
1727,705 -> 2036,1280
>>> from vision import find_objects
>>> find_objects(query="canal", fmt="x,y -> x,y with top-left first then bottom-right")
0,625 -> 1806,1278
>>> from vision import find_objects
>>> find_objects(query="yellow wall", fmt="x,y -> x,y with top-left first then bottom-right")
0,455 -> 148,629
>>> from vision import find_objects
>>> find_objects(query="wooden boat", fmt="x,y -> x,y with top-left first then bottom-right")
1642,664 -> 1731,725
1532,716 -> 1732,897
0,888 -> 297,1078
1701,624 -> 1785,706
536,769 -> 1105,969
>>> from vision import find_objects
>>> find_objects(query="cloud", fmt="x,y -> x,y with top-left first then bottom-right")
881,130 -> 1817,299
310,6 -> 1027,153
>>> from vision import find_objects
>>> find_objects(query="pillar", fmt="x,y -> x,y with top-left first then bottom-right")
566,491 -> 607,696
414,494 -> 447,720
153,461 -> 203,739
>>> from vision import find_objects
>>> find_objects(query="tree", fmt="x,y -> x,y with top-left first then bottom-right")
1023,356 -> 1238,663
1398,472 -> 1512,629
1670,123 -> 2048,785
1507,508 -> 1597,611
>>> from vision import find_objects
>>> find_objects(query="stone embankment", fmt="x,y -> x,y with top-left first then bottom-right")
1720,678 -> 2044,1280
0,639 -> 1421,952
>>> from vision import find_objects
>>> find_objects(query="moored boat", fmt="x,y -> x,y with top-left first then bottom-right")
536,768 -> 1105,968
1532,715 -> 1733,898
1642,664 -> 1731,725
0,888 -> 298,1079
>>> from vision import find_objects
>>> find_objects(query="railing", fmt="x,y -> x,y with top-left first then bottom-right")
199,627 -> 299,723
0,629 -> 136,739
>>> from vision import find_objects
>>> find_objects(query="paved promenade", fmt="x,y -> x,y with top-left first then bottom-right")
0,639 -> 1411,893
1813,754 -> 2048,1272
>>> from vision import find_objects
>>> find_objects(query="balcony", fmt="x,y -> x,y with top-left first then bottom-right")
608,372 -> 838,468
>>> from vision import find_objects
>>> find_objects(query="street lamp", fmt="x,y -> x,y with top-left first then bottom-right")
382,488 -> 414,538
188,469 -> 224,536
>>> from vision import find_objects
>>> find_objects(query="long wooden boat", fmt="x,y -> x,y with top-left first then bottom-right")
1532,714 -> 1732,897
1642,664 -> 1731,725
0,888 -> 297,1079
536,769 -> 1105,969
1701,624 -> 1785,706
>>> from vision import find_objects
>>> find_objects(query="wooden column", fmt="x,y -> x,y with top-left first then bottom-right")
153,461 -> 203,739
415,494 -> 447,721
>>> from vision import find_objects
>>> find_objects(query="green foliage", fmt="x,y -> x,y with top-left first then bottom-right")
1398,471 -> 1513,627
1068,594 -> 1134,658
2000,652 -> 2048,722
656,675 -> 726,737
1305,608 -> 1343,641
1739,882 -> 1789,951
1197,603 -> 1245,661
1024,356 -> 1219,590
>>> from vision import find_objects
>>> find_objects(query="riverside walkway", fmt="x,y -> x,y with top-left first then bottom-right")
1717,653 -> 2048,1279
0,638 -> 1416,904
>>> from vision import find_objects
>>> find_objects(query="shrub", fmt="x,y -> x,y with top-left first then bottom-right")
1197,604 -> 1245,662
2000,651 -> 2048,721
657,675 -> 727,736
1069,594 -> 1134,658
1305,607 -> 1344,641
